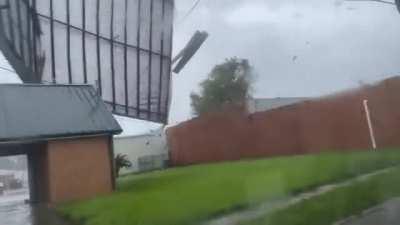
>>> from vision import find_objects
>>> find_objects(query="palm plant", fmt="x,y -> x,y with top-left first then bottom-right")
115,154 -> 132,177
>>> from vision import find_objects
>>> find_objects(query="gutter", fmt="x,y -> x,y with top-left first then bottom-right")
0,130 -> 122,145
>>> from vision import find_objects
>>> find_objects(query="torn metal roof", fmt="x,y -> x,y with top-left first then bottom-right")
0,84 -> 122,142
0,0 -> 174,123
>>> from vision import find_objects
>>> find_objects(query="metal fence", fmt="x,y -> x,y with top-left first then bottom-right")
0,0 -> 174,123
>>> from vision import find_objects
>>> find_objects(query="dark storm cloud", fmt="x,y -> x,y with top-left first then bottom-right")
170,0 -> 400,124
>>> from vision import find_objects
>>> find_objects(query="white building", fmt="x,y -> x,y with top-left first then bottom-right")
247,97 -> 310,113
113,128 -> 168,175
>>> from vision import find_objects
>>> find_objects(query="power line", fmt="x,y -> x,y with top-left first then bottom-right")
345,0 -> 395,5
177,0 -> 202,24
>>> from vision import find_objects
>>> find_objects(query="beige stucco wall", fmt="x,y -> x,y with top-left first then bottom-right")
44,136 -> 113,203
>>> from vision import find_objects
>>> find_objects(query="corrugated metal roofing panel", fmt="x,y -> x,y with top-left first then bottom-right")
0,0 -> 174,123
0,84 -> 122,142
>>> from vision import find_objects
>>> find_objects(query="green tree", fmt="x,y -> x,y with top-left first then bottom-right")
190,58 -> 253,116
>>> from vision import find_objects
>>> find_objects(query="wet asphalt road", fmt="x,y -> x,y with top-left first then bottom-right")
0,201 -> 32,225
0,191 -> 72,225
0,202 -> 73,225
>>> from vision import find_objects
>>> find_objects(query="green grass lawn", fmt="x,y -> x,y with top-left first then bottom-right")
243,166 -> 400,225
60,150 -> 400,225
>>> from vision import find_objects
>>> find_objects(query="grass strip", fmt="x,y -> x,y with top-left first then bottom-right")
243,167 -> 400,225
60,150 -> 400,225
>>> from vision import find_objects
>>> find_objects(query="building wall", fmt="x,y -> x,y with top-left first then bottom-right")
167,77 -> 400,166
38,136 -> 113,204
114,133 -> 168,174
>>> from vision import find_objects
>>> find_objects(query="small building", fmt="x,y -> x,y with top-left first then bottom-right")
114,129 -> 168,175
247,97 -> 309,113
0,84 -> 122,204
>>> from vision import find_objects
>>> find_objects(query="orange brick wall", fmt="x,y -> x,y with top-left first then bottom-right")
43,136 -> 113,203
167,77 -> 400,166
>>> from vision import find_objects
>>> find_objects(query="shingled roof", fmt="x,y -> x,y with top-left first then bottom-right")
0,84 -> 122,142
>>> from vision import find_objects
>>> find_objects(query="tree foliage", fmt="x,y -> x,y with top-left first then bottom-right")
115,154 -> 132,177
190,58 -> 253,116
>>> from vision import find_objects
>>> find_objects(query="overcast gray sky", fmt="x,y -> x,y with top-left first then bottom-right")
1,0 -> 399,133
170,0 -> 400,124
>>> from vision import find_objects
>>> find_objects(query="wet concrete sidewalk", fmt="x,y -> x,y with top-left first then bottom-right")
336,198 -> 400,225
204,167 -> 395,225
